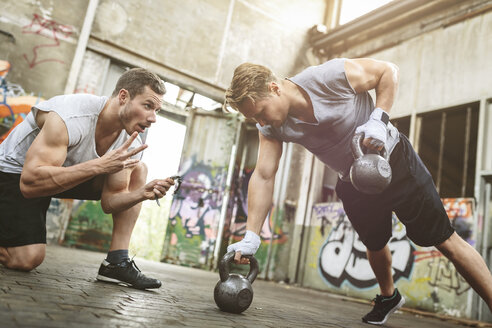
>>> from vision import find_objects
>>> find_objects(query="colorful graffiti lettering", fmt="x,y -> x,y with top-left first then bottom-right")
22,13 -> 73,68
414,250 -> 469,296
310,199 -> 474,312
0,61 -> 43,143
317,208 -> 415,289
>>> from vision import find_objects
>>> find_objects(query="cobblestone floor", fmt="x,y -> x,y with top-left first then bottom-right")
0,245 -> 489,328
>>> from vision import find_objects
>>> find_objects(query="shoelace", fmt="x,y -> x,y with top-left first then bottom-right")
367,295 -> 385,317
126,256 -> 141,273
128,258 -> 158,284
372,295 -> 385,304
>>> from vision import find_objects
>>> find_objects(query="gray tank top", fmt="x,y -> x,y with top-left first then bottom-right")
258,58 -> 399,176
0,94 -> 143,174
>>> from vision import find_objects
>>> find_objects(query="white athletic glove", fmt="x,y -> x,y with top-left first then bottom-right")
355,107 -> 389,148
227,230 -> 261,255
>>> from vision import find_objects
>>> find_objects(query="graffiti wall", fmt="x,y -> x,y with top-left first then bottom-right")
63,200 -> 113,252
302,198 -> 475,318
161,113 -> 238,268
227,167 -> 289,278
62,198 -> 168,259
162,157 -> 226,267
1,1 -> 89,98
45,198 -> 73,245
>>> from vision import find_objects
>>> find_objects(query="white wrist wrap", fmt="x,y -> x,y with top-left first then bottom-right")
226,230 -> 261,255
355,108 -> 389,147
370,107 -> 389,125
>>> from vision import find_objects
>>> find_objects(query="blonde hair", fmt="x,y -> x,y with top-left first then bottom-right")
223,63 -> 278,112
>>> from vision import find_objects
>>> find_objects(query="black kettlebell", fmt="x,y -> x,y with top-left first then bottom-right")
214,251 -> 259,314
350,133 -> 392,194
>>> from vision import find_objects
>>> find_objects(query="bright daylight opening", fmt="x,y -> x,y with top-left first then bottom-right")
339,0 -> 394,25
130,115 -> 186,261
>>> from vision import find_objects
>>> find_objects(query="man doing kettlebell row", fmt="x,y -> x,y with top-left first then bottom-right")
224,58 -> 492,325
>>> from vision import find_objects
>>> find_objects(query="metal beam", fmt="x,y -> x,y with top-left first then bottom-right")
87,37 -> 226,102
311,0 -> 463,53
64,0 -> 99,95
312,0 -> 429,47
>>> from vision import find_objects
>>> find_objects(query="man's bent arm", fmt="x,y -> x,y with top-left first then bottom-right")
101,166 -> 176,214
20,112 -> 144,198
344,58 -> 399,112
20,112 -> 107,198
246,132 -> 283,234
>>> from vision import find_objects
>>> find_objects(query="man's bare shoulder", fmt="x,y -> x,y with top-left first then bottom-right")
35,110 -> 68,129
36,111 -> 69,147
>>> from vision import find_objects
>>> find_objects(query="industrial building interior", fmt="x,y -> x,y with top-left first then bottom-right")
1,0 -> 492,326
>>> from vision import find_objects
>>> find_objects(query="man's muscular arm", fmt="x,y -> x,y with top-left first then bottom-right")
245,132 -> 283,235
344,58 -> 399,150
20,111 -> 146,198
344,58 -> 399,112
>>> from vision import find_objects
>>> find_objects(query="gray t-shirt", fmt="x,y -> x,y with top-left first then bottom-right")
0,94 -> 143,174
258,58 -> 399,176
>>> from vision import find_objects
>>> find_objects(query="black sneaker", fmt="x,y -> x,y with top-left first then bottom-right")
362,289 -> 405,325
96,258 -> 162,290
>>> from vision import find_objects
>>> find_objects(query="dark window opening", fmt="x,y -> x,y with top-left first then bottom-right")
417,103 -> 479,198
391,116 -> 410,138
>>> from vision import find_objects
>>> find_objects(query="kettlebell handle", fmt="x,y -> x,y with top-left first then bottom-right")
351,133 -> 388,160
219,251 -> 259,284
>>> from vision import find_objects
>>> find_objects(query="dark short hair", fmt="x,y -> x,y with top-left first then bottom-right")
111,68 -> 166,98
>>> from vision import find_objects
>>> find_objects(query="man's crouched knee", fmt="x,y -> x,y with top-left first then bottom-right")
7,245 -> 45,272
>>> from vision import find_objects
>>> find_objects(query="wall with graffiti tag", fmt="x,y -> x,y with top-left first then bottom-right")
218,126 -> 291,279
301,198 -> 475,318
227,167 -> 289,279
1,1 -> 90,98
161,113 -> 238,268
162,157 -> 226,267
62,200 -> 113,252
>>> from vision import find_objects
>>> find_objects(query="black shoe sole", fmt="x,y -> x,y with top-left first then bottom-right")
96,274 -> 161,290
362,297 -> 405,325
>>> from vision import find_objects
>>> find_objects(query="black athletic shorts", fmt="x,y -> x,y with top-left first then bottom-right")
0,172 -> 102,247
335,133 -> 455,251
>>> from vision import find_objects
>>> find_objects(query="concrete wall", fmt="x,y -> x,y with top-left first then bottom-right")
1,0 -> 326,98
329,6 -> 492,120
88,0 -> 326,100
0,0 -> 89,98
